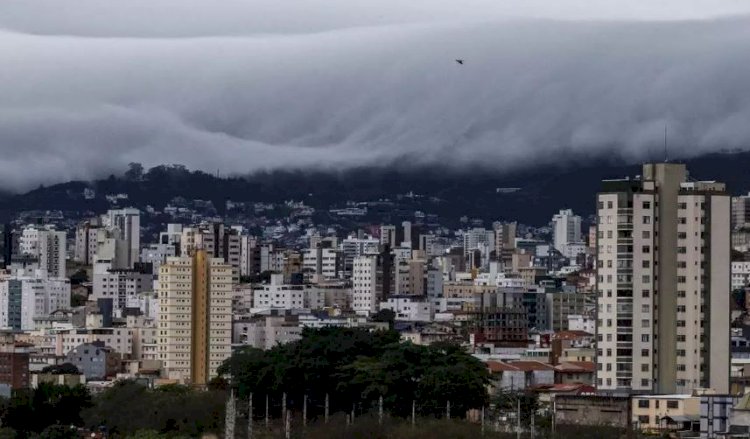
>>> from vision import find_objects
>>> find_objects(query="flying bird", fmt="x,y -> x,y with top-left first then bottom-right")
455,59 -> 464,65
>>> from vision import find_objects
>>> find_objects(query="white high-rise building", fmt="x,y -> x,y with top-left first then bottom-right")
180,223 -> 241,282
252,274 -> 325,311
0,269 -> 70,331
157,250 -> 231,385
552,209 -> 582,254
341,236 -> 379,275
596,163 -> 729,394
92,263 -> 154,313
74,218 -> 103,265
107,208 -> 141,268
731,193 -> 750,230
19,225 -> 66,278
352,255 -> 380,315
302,247 -> 338,280
463,228 -> 493,256
140,243 -> 176,275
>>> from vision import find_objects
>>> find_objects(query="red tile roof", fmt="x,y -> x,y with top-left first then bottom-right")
555,361 -> 595,373
553,330 -> 593,340
507,361 -> 555,371
486,361 -> 520,372
531,383 -> 596,393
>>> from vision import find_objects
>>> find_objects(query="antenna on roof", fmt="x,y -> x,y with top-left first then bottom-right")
664,123 -> 668,163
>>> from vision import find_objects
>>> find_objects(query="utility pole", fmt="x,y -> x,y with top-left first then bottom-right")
225,389 -> 236,439
282,392 -> 287,425
446,400 -> 450,420
265,395 -> 269,429
303,394 -> 307,428
481,406 -> 485,436
379,396 -> 384,425
325,393 -> 329,424
551,400 -> 556,437
351,404 -> 355,425
531,412 -> 535,439
412,400 -> 416,428
516,398 -> 521,439
248,393 -> 253,439
284,409 -> 290,439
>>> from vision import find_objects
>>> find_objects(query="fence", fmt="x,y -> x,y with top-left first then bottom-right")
223,391 -> 627,439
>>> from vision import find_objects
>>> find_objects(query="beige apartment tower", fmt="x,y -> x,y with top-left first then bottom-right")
158,249 -> 232,385
596,163 -> 729,394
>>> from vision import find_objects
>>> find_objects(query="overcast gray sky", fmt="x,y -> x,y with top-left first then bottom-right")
1,0 -> 750,191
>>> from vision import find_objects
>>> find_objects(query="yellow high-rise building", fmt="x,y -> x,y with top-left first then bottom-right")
158,249 -> 232,385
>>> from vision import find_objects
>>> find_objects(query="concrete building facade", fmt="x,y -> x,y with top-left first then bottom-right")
596,163 -> 730,394
158,250 -> 232,385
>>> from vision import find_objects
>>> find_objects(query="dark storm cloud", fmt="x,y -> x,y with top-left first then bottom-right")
1,0 -> 750,191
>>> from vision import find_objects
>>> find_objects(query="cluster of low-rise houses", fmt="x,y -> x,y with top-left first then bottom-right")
7,162 -> 750,436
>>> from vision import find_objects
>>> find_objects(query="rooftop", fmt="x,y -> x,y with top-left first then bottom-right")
632,394 -> 694,400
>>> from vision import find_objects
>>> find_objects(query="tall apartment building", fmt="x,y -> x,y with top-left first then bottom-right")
19,226 -> 66,278
352,255 -> 381,315
107,208 -> 141,268
0,338 -> 30,390
74,218 -> 102,265
731,193 -> 750,230
493,222 -> 517,255
140,243 -> 176,275
463,228 -> 493,256
239,235 -> 260,278
180,223 -> 241,282
0,269 -> 71,331
252,274 -> 325,310
92,262 -> 154,313
596,163 -> 729,394
380,225 -> 398,249
1,224 -> 14,269
157,250 -> 231,385
341,236 -> 380,275
552,209 -> 582,253
302,247 -> 339,280
394,259 -> 426,296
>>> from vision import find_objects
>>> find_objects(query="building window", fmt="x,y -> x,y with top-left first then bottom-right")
638,400 -> 649,408
667,400 -> 679,409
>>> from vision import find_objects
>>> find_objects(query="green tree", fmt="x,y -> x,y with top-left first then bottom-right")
83,380 -> 225,437
125,431 -> 163,439
220,328 -> 489,419
35,424 -> 79,439
2,384 -> 91,434
124,162 -> 144,181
